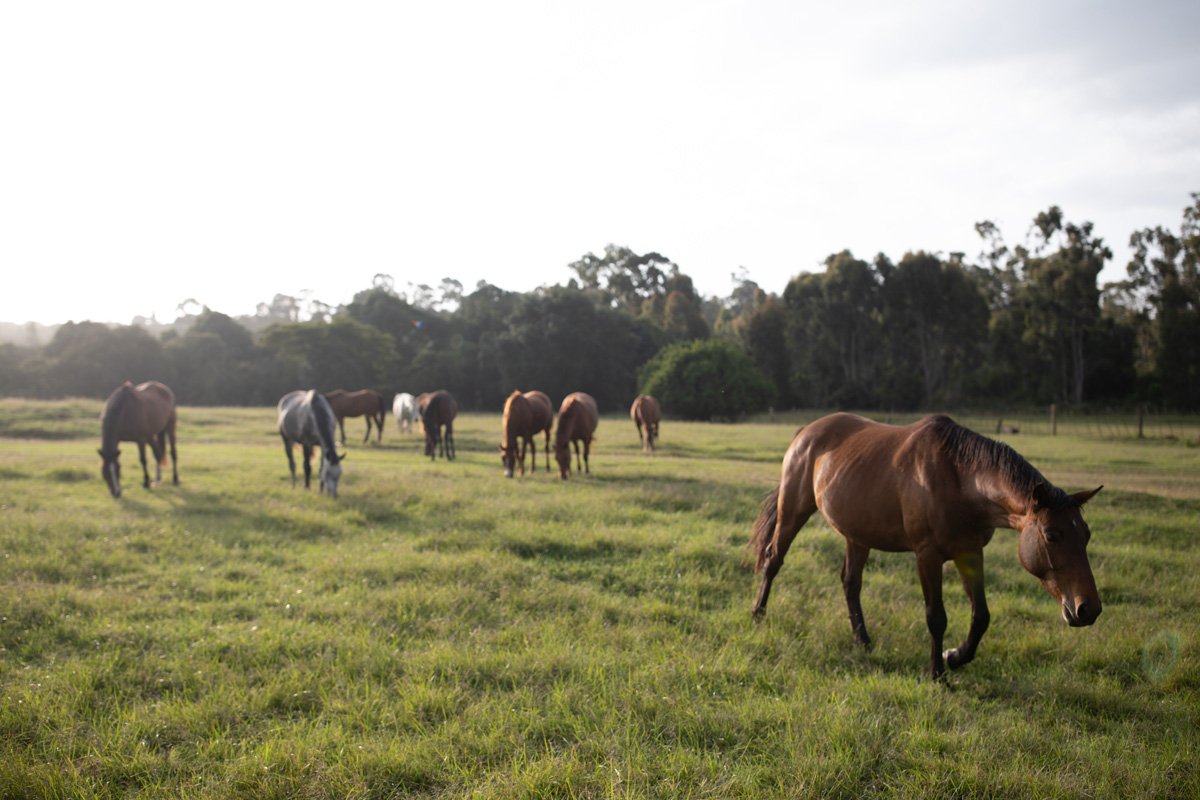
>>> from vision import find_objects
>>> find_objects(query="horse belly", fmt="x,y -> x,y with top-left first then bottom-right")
814,457 -> 913,552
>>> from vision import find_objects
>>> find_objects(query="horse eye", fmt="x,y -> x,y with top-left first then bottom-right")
1043,527 -> 1062,543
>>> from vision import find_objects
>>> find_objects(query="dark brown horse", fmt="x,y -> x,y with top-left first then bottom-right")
524,390 -> 554,472
749,413 -> 1102,680
421,390 -> 458,461
98,380 -> 179,498
630,394 -> 661,451
324,389 -> 386,445
555,392 -> 598,479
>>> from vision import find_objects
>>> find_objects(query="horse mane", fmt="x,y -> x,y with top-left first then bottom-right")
923,415 -> 1069,509
310,392 -> 340,463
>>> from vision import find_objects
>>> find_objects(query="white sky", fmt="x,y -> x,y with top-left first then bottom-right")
2,0 -> 1198,325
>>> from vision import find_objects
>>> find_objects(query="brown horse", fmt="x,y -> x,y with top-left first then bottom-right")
421,390 -> 458,461
499,390 -> 534,478
630,394 -> 661,451
555,392 -> 598,479
498,389 -> 554,476
98,380 -> 179,498
324,389 -> 386,445
749,413 -> 1102,680
524,390 -> 554,472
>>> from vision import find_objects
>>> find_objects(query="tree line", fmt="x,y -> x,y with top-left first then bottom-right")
1,196 -> 1197,417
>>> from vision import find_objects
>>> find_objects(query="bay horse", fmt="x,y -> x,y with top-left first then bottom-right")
98,380 -> 179,498
630,394 -> 661,451
555,392 -> 598,480
393,392 -> 418,434
749,413 -> 1102,680
525,390 -> 554,472
278,390 -> 345,498
421,390 -> 458,461
499,389 -> 553,477
324,389 -> 386,445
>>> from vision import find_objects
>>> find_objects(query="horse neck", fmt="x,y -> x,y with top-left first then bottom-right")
962,462 -> 1040,529
312,399 -> 339,460
101,388 -> 135,451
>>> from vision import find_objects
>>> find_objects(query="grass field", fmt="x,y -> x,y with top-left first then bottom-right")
1,399 -> 1198,799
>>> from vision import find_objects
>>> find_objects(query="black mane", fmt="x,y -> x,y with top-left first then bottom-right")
924,414 -> 1070,509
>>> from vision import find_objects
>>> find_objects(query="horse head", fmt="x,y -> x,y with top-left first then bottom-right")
499,443 -> 517,478
98,447 -> 122,498
1018,484 -> 1103,627
320,452 -> 345,499
555,442 -> 573,480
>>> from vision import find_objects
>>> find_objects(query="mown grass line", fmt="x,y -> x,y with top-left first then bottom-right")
0,402 -> 1197,798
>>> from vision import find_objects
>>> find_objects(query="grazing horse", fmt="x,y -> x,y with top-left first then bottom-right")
749,413 -> 1102,680
421,390 -> 458,461
630,394 -> 661,451
393,392 -> 418,434
524,390 -> 554,472
278,390 -> 345,498
555,392 -> 598,480
324,389 -> 386,445
98,380 -> 179,498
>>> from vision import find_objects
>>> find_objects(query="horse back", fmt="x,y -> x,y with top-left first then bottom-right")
423,390 -> 458,427
557,393 -> 598,444
503,391 -> 534,441
104,381 -> 175,442
790,413 -> 973,553
523,391 -> 554,433
632,394 -> 660,425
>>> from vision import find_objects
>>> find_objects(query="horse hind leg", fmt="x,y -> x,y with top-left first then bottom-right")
751,482 -> 818,619
842,541 -> 872,648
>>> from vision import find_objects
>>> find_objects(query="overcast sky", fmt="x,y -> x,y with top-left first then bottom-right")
2,0 -> 1198,325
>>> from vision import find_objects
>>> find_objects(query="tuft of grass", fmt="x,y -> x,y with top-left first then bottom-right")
0,401 -> 1198,798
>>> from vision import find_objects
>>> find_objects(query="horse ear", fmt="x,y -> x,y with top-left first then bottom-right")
98,448 -> 104,457
338,452 -> 347,461
1071,486 -> 1103,506
1031,481 -> 1053,510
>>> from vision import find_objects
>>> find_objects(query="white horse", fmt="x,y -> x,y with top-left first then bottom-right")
278,390 -> 345,498
393,392 -> 418,434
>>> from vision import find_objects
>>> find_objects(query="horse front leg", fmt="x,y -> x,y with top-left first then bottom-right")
945,551 -> 990,670
137,442 -> 151,489
842,541 -> 872,649
916,549 -> 948,680
282,436 -> 297,487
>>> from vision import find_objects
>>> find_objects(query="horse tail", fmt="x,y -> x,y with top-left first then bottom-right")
748,485 -> 781,573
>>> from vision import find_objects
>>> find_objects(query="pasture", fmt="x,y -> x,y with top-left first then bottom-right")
1,399 -> 1197,799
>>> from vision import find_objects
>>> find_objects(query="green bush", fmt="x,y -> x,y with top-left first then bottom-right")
639,339 -> 774,420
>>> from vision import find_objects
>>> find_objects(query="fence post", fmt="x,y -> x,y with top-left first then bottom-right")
1050,403 -> 1057,436
1137,404 -> 1145,439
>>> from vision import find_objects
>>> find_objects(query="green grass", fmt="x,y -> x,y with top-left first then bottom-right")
1,402 -> 1198,798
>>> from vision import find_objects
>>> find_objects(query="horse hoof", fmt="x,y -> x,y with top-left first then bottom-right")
943,648 -> 968,670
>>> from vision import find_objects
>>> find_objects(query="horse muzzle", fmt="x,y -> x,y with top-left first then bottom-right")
1062,598 -> 1101,627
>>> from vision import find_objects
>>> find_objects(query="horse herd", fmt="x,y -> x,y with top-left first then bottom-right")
95,380 -> 1104,679
97,381 -> 664,500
